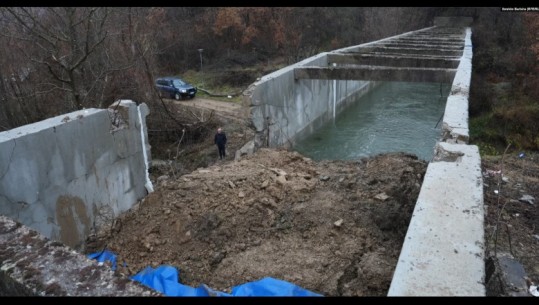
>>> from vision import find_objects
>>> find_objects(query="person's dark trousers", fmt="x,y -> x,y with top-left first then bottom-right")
218,144 -> 226,159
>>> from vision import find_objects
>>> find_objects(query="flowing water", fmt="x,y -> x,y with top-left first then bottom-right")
293,81 -> 450,161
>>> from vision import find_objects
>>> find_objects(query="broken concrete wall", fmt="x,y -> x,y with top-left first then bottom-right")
441,28 -> 473,143
0,100 -> 151,250
0,215 -> 160,296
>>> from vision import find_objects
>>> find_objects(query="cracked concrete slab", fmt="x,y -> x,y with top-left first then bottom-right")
0,215 -> 160,296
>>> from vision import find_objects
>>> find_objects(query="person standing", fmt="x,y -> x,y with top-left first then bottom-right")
214,127 -> 227,160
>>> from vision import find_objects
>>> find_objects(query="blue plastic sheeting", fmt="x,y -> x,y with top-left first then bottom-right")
131,266 -> 229,296
131,266 -> 322,297
87,249 -> 117,271
87,250 -> 322,297
231,277 -> 322,297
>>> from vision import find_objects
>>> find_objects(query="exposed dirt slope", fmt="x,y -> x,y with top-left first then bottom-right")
89,148 -> 427,296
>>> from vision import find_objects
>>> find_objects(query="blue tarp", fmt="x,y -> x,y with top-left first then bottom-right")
87,249 -> 117,271
231,277 -> 322,297
87,250 -> 322,297
130,265 -> 230,296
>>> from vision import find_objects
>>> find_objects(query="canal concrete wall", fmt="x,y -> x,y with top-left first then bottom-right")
243,24 -> 464,150
0,100 -> 152,250
242,26 -> 440,149
388,26 -> 486,296
243,54 -> 377,149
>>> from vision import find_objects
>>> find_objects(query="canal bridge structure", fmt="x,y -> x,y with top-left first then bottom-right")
243,16 -> 484,296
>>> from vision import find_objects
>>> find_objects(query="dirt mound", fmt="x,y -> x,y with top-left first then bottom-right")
88,148 -> 427,296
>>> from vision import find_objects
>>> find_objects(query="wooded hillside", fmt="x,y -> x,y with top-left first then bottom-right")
0,7 -> 536,152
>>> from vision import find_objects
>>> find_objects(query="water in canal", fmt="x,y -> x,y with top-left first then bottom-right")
293,81 -> 450,161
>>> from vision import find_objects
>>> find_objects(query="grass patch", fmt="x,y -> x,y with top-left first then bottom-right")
180,70 -> 247,103
470,99 -> 539,155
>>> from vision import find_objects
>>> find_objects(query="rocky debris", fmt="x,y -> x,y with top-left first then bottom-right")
88,148 -> 428,296
276,175 -> 287,185
269,168 -> 287,177
157,175 -> 169,183
374,193 -> 389,201
235,140 -> 255,161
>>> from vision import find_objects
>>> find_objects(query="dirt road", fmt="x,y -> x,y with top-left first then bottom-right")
173,97 -> 247,122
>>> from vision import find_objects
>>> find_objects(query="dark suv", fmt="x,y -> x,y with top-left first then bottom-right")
155,77 -> 197,100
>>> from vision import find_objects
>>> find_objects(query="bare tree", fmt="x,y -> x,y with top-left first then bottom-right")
2,7 -> 112,110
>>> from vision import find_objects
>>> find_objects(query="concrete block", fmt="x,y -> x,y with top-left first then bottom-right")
0,101 -> 151,250
0,215 -> 160,296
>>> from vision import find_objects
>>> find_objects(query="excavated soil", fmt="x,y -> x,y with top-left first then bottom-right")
88,148 -> 427,296
84,96 -> 539,296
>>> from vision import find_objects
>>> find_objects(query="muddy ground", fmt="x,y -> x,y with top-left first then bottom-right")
86,98 -> 539,296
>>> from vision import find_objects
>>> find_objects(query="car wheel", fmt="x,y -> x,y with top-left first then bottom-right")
174,93 -> 181,100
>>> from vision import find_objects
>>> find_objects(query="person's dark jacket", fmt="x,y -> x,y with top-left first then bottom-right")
215,132 -> 227,146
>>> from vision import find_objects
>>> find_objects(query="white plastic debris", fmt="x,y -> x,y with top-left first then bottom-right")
494,190 -> 499,194
484,169 -> 501,176
519,194 -> 535,205
374,193 -> 389,201
529,285 -> 539,297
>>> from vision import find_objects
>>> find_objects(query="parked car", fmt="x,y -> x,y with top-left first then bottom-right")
155,77 -> 197,100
